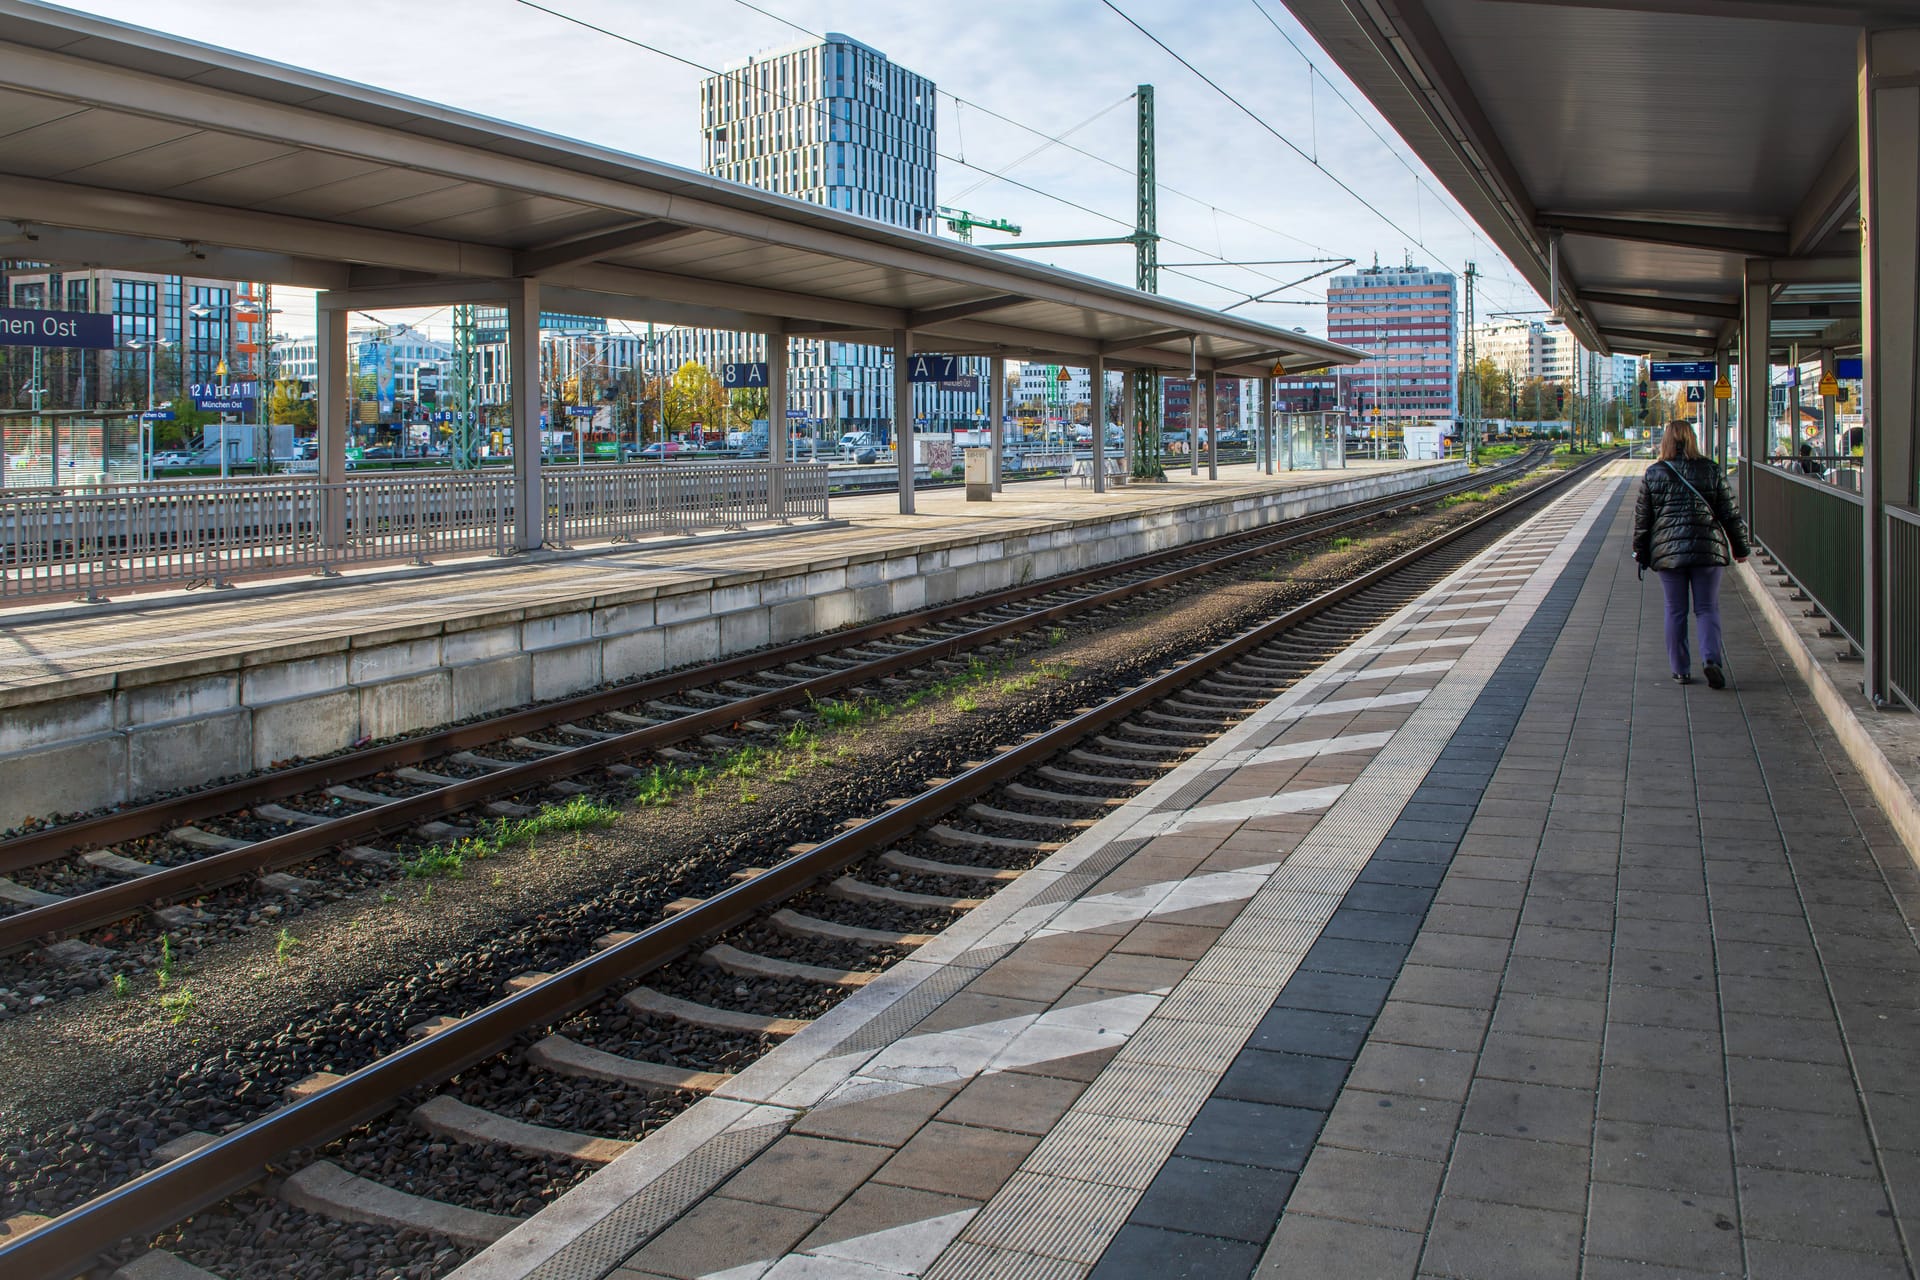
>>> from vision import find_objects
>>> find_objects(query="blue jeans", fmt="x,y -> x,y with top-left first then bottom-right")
1658,566 -> 1724,676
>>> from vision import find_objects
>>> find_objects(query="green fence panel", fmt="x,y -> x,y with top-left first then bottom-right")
1745,460 -> 1865,648
1890,507 -> 1920,714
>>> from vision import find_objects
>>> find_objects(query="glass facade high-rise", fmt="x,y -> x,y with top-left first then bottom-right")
653,34 -> 980,436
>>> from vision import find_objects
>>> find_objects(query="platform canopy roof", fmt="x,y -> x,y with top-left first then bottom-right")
1277,0 -> 1918,358
0,0 -> 1365,378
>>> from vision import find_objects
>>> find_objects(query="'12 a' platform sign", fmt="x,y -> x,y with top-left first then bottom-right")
906,354 -> 963,383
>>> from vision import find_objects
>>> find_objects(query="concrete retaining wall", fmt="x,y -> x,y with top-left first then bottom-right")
0,463 -> 1465,826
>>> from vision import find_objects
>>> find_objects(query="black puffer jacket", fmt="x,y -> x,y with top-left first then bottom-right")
1633,457 -> 1750,570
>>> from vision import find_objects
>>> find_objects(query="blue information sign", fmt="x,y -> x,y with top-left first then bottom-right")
1649,360 -> 1717,382
1837,357 -> 1863,380
0,306 -> 115,349
566,405 -> 597,418
721,362 -> 769,388
1685,386 -> 1705,403
786,408 -> 806,418
906,354 -> 963,383
139,409 -> 175,422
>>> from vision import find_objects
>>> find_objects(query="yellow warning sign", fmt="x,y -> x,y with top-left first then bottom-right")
1713,376 -> 1733,400
1818,373 -> 1839,397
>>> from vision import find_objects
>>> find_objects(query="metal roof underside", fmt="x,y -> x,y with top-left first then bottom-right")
1279,0 -> 1910,358
0,0 -> 1365,377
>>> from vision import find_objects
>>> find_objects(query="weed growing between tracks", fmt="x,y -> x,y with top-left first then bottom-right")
399,796 -> 622,881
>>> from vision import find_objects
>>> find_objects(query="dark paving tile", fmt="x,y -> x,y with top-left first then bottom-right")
1322,907 -> 1425,946
1488,993 -> 1605,1042
1302,935 -> 1413,979
1602,1022 -> 1722,1076
1370,1000 -> 1490,1052
1273,969 -> 1392,1017
1217,1048 -> 1351,1111
1090,1224 -> 1263,1279
1247,1006 -> 1372,1060
1131,1156 -> 1296,1246
1719,1009 -> 1849,1065
1390,963 -> 1503,1011
1176,1098 -> 1323,1172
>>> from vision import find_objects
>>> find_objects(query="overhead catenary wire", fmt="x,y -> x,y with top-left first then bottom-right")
509,0 -> 1330,308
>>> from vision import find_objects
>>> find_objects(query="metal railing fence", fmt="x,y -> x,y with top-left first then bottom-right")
1888,506 -> 1920,714
1,463 -> 824,603
1744,458 -> 1866,650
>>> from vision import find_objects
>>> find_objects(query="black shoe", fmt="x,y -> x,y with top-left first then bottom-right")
1704,662 -> 1726,690
1673,673 -> 1692,685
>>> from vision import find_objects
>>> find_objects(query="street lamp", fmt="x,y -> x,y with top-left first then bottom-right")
125,337 -> 175,480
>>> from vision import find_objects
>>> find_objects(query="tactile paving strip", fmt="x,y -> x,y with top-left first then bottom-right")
520,1118 -> 788,1280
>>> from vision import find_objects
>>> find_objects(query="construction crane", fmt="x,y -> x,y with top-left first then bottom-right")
938,206 -> 1021,244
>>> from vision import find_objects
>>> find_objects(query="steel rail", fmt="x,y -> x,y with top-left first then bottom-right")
0,454 -> 1536,873
0,449 -> 1611,1280
0,458 -> 1547,952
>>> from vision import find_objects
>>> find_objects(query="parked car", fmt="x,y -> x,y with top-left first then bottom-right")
636,441 -> 688,459
360,445 -> 397,459
150,451 -> 197,469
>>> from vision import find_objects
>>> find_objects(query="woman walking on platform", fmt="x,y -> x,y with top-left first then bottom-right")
1632,419 -> 1750,688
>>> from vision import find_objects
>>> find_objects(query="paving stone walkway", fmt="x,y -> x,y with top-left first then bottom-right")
1226,488 -> 1920,1280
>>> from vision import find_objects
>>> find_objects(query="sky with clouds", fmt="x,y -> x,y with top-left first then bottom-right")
65,0 -> 1551,343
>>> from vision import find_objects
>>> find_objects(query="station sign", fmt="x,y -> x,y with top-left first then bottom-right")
906,354 -> 965,383
786,408 -> 807,418
1685,386 -> 1705,403
0,306 -> 115,349
1649,361 -> 1717,383
937,376 -> 982,394
565,405 -> 597,418
190,380 -> 258,413
721,362 -> 769,388
139,409 -> 175,421
1837,357 -> 1863,380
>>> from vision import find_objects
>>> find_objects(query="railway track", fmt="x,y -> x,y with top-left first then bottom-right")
0,450 -> 1550,966
0,447 -> 1610,1280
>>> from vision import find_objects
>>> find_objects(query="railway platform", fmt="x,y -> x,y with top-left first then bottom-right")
0,459 -> 1456,828
446,459 -> 1920,1280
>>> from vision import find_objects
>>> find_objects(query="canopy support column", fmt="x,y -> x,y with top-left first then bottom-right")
1741,266 -> 1770,482
1206,370 -> 1219,481
1859,26 -> 1920,706
1121,370 -> 1136,479
767,330 -> 787,520
507,276 -> 542,552
989,357 -> 1005,492
1261,376 -> 1275,475
315,300 -> 348,550
893,329 -> 915,515
1090,355 -> 1107,493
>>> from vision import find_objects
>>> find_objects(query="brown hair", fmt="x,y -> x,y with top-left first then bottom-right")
1658,419 -> 1702,461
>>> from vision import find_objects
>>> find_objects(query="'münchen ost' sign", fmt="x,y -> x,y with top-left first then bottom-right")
0,306 -> 116,349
